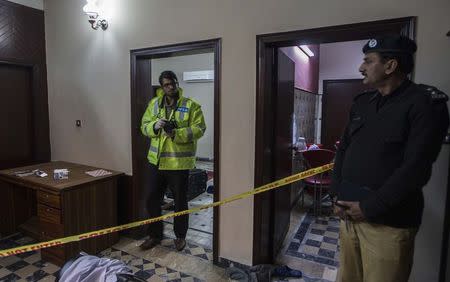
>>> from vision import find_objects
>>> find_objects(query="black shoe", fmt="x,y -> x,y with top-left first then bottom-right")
174,238 -> 186,251
139,238 -> 161,250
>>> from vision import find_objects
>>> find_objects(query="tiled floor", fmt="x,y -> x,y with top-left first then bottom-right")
275,196 -> 339,282
0,216 -> 340,282
98,247 -> 204,281
0,233 -> 59,281
0,233 -> 225,282
286,213 -> 340,267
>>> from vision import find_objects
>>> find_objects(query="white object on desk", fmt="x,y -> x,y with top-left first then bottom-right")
85,169 -> 112,177
54,169 -> 69,179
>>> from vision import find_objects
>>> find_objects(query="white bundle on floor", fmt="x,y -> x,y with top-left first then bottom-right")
59,253 -> 132,282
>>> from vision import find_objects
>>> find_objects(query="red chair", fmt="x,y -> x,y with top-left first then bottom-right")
300,149 -> 335,216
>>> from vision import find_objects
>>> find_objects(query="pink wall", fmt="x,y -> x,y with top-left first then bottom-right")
280,45 -> 320,93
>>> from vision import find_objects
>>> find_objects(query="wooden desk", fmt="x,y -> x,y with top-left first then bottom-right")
0,161 -> 123,266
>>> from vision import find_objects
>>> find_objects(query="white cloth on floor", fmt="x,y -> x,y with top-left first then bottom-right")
59,254 -> 131,282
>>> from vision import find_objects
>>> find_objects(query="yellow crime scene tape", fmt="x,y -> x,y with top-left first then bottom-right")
0,163 -> 333,258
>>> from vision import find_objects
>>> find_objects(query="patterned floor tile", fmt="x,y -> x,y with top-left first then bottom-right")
0,234 -> 204,282
158,237 -> 213,262
285,211 -> 340,267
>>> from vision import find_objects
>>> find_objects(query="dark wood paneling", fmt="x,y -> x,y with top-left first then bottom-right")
0,64 -> 33,169
0,0 -> 50,168
322,79 -> 371,149
0,181 -> 34,235
0,181 -> 17,235
254,17 -> 416,264
130,38 -> 222,263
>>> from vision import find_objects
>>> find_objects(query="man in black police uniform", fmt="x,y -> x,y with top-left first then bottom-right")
331,35 -> 449,282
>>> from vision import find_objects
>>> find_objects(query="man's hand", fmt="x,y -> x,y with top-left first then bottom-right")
154,119 -> 167,131
337,201 -> 365,221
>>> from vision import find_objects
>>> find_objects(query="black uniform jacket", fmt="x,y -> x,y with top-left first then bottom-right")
331,80 -> 449,228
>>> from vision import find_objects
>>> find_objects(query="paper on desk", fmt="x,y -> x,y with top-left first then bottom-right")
12,169 -> 38,177
85,169 -> 112,177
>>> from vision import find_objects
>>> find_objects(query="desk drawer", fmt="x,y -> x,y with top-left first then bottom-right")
38,204 -> 61,224
40,221 -> 64,239
37,191 -> 61,209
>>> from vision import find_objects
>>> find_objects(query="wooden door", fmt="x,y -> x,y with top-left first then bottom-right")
272,49 -> 295,256
0,64 -> 33,169
321,79 -> 371,149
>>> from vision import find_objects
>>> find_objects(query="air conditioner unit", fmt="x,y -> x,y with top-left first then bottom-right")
183,70 -> 214,83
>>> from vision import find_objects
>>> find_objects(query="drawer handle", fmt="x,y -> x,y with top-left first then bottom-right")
45,194 -> 49,198
46,208 -> 51,212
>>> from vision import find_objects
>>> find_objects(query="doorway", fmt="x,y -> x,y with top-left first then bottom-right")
130,38 -> 221,263
253,17 -> 415,266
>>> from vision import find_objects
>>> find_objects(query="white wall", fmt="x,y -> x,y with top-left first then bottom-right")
44,0 -> 450,265
151,53 -> 214,160
318,40 -> 366,95
315,40 -> 366,143
6,0 -> 43,10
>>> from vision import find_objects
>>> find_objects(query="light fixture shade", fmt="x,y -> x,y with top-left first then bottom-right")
83,0 -> 100,18
299,45 -> 315,57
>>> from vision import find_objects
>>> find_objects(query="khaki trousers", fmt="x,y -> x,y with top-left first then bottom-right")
338,220 -> 417,282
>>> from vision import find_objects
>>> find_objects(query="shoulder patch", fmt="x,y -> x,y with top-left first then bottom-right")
418,84 -> 449,103
177,107 -> 189,113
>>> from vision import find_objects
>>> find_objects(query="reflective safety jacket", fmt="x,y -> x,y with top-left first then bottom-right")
141,88 -> 206,170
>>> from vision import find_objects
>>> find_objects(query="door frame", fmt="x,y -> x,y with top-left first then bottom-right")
254,17 -> 415,264
130,38 -> 221,263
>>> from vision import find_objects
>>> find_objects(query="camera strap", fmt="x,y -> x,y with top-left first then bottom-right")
159,94 -> 179,121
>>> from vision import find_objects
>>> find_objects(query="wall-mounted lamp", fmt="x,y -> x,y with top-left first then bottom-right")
298,45 -> 314,57
83,0 -> 108,30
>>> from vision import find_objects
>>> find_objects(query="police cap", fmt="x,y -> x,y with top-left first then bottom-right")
362,35 -> 417,55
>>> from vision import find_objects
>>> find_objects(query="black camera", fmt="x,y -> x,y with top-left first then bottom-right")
163,120 -> 177,133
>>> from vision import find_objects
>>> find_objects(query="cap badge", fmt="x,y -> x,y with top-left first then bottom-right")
368,39 -> 377,48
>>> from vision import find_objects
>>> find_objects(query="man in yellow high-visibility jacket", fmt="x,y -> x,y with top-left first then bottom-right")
140,70 -> 206,251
